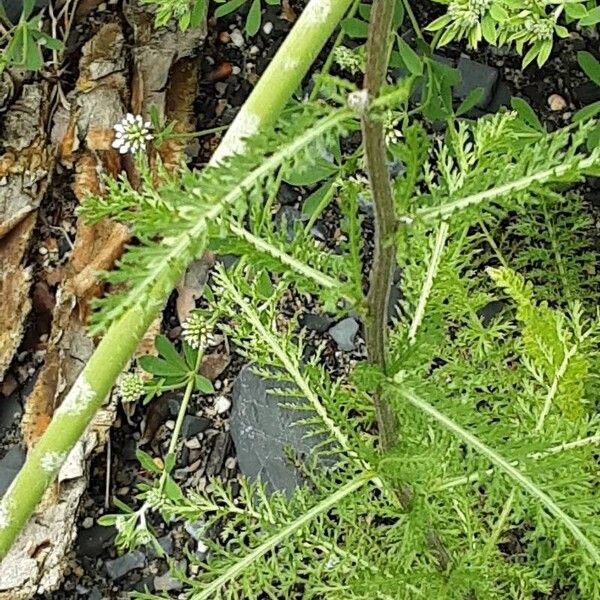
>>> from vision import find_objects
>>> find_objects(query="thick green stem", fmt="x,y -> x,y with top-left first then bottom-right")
361,0 -> 398,452
0,0 -> 353,560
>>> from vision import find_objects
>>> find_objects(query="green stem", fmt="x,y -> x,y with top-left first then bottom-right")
212,0 -> 355,165
0,0 -> 354,559
361,0 -> 398,452
192,471 -> 374,600
397,386 -> 600,563
158,349 -> 203,494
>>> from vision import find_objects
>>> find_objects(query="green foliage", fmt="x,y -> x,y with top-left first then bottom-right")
73,2 -> 600,593
214,0 -> 280,36
0,0 -> 62,73
94,69 -> 600,596
140,0 -> 206,30
427,0 -> 599,67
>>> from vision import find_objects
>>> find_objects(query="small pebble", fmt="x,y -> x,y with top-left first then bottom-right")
230,29 -> 244,48
214,396 -> 231,414
548,93 -> 567,111
39,246 -> 48,255
218,31 -> 230,43
231,65 -> 241,75
82,516 -> 94,529
262,21 -> 273,35
249,45 -> 260,56
225,457 -> 237,470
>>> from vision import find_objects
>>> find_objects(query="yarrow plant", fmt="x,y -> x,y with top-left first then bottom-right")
427,0 -> 600,66
112,113 -> 154,155
2,0 -> 600,598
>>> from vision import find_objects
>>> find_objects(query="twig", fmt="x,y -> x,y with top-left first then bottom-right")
361,0 -> 398,452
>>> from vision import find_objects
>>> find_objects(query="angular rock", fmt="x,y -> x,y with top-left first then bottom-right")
230,365 -> 332,495
76,525 -> 116,559
0,446 -> 26,496
154,572 -> 183,593
299,313 -> 333,333
181,415 -> 211,438
455,56 -> 499,110
0,391 -> 22,432
328,317 -> 359,351
105,550 -> 145,580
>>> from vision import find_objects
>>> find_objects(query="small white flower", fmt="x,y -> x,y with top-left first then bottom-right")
118,372 -> 145,403
40,451 -> 67,473
333,46 -> 362,75
384,111 -> 403,146
182,312 -> 217,350
112,113 -> 153,155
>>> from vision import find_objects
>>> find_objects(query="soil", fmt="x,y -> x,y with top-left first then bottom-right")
0,0 -> 598,598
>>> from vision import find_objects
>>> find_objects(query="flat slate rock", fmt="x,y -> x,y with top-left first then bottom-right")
328,317 -> 359,351
455,56 -> 499,109
0,445 -> 26,496
105,550 -> 146,580
230,364 -> 331,496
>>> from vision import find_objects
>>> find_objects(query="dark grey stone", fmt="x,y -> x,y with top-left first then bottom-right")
77,525 -> 116,559
573,81 -> 600,106
477,300 -> 506,328
88,588 -> 103,600
455,56 -> 499,109
278,182 -> 299,206
154,572 -> 183,593
276,206 -> 306,240
300,313 -> 333,333
230,365 -> 331,495
105,550 -> 145,580
0,392 -> 22,432
328,317 -> 359,351
181,415 -> 211,438
357,193 -> 373,217
0,446 -> 26,496
488,81 -> 512,113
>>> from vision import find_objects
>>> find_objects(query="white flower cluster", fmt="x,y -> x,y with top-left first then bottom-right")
112,113 -> 153,155
447,0 -> 492,27
118,372 -> 145,403
333,46 -> 363,75
525,18 -> 554,40
384,111 -> 403,146
182,312 -> 217,350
